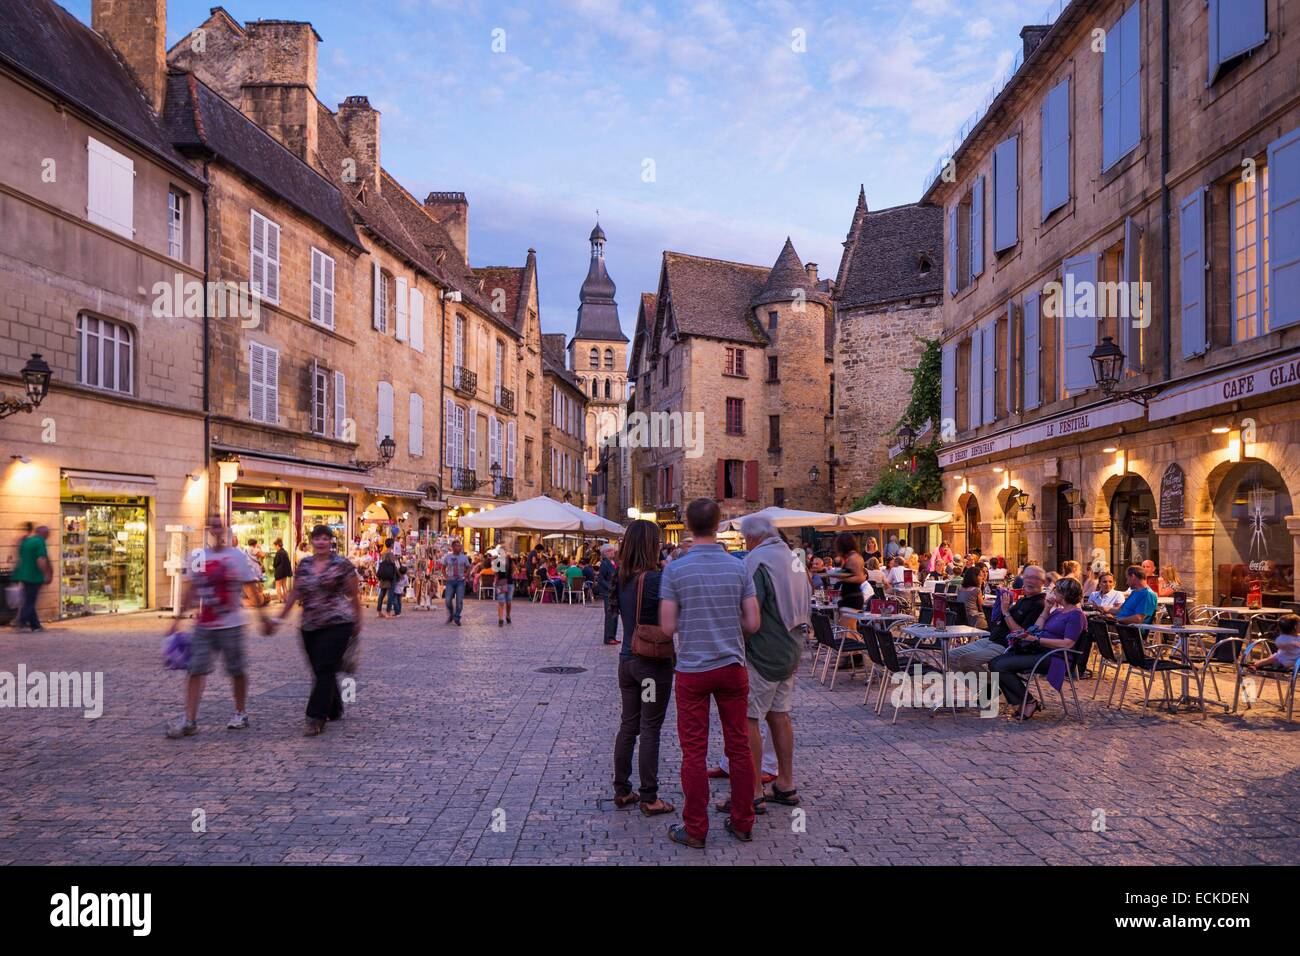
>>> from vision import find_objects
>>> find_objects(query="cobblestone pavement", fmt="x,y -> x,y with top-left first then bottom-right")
1,600 -> 1298,865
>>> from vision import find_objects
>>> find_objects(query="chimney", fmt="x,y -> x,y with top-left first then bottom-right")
337,96 -> 381,194
93,0 -> 167,114
805,262 -> 819,283
237,20 -> 320,161
424,192 -> 469,266
1020,25 -> 1052,62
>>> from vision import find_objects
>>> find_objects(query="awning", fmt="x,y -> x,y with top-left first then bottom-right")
364,486 -> 425,500
419,498 -> 447,511
225,450 -> 369,487
62,469 -> 158,496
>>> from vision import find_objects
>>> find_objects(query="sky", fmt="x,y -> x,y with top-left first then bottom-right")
71,0 -> 1051,339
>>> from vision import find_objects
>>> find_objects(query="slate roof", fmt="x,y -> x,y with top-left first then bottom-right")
835,196 -> 944,310
541,332 -> 581,391
0,0 -> 196,177
163,72 -> 360,248
753,237 -> 827,307
659,252 -> 770,346
628,292 -> 657,373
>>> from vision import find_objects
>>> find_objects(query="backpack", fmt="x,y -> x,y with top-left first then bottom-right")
377,558 -> 397,583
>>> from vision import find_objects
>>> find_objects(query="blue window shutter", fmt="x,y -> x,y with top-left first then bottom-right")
1005,299 -> 1018,412
1062,253 -> 1099,394
968,331 -> 983,429
1121,216 -> 1144,370
981,323 -> 995,423
1209,0 -> 1267,84
993,137 -> 1019,252
1119,4 -> 1141,157
1179,188 -> 1209,355
1041,78 -> 1070,218
1102,14 -> 1122,170
940,342 -> 956,435
1268,127 -> 1300,330
1023,293 -> 1041,411
970,176 -> 985,279
948,206 -> 959,295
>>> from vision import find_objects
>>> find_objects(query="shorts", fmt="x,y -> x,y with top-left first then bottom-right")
838,588 -> 864,611
747,663 -> 795,719
495,580 -> 514,602
188,625 -> 247,678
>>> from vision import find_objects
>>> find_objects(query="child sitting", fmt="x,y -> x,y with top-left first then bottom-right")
1247,614 -> 1300,671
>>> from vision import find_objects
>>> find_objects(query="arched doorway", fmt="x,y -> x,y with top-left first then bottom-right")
1053,483 -> 1076,571
1212,460 -> 1295,605
963,496 -> 982,554
1110,475 -> 1157,574
999,487 -> 1029,569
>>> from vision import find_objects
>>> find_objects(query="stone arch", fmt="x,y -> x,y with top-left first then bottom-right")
1193,454 -> 1300,524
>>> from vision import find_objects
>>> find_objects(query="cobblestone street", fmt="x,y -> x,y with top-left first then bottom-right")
1,601 -> 1298,866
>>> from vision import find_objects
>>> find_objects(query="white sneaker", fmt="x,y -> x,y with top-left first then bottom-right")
165,719 -> 198,739
226,712 -> 249,730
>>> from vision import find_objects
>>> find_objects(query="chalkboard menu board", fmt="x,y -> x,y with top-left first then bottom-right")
1159,463 -> 1185,528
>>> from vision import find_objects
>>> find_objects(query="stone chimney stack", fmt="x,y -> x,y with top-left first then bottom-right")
337,96 -> 381,194
237,20 -> 320,162
805,262 -> 819,283
425,192 -> 469,265
1020,25 -> 1052,61
93,0 -> 167,115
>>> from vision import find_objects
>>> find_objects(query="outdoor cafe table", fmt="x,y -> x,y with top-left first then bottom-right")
1202,606 -> 1284,640
1135,623 -> 1238,712
899,624 -> 990,712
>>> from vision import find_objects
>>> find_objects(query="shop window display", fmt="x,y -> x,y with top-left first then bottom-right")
1214,461 -> 1295,605
60,497 -> 148,617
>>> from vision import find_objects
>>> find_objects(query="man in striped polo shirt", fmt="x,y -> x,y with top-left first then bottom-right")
659,498 -> 761,848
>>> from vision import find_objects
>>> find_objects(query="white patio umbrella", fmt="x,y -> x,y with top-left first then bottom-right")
457,495 -> 598,532
841,504 -> 953,527
557,500 -> 625,536
721,506 -> 843,532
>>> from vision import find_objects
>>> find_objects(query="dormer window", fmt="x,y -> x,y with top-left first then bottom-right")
918,254 -> 933,276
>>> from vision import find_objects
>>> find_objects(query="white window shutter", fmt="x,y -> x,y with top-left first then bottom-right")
264,345 -> 279,423
970,176 -> 985,279
323,254 -> 334,328
395,276 -> 409,342
444,398 -> 455,464
250,212 -> 266,298
469,408 -> 478,469
981,322 -> 995,423
1062,252 -> 1100,393
1023,292 -> 1042,411
310,249 -> 322,323
1179,189 -> 1209,355
1268,127 -> 1300,329
409,288 -> 424,352
372,261 -> 383,331
264,219 -> 280,303
377,381 -> 394,447
334,370 -> 347,440
87,137 -> 134,239
993,136 -> 1019,251
507,421 -> 516,478
409,393 -> 423,456
968,331 -> 983,428
249,343 -> 265,423
940,342 -> 956,436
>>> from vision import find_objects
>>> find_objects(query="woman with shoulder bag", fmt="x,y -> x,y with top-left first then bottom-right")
610,519 -> 676,817
277,525 -> 362,737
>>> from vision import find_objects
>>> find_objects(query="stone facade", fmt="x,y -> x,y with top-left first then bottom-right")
540,334 -> 587,504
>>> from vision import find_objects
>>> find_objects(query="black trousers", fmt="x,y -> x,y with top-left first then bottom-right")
302,623 -> 351,721
613,657 -> 675,802
990,650 -> 1053,707
603,592 -> 619,642
18,581 -> 42,629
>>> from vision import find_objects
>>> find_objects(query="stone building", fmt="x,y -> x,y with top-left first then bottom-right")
628,240 -> 834,539
832,189 -> 944,511
927,0 -> 1300,604
569,222 -> 628,516
540,333 -> 588,506
0,0 -> 209,620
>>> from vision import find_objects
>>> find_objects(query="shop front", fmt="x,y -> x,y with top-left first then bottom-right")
59,470 -> 156,618
1212,460 -> 1295,605
228,485 -> 293,587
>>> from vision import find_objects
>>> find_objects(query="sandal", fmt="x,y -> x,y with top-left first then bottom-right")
640,799 -> 675,816
613,791 -> 640,809
767,784 -> 801,806
714,796 -> 767,815
1015,698 -> 1040,721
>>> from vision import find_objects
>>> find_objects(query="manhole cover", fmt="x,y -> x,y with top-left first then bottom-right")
535,666 -> 587,675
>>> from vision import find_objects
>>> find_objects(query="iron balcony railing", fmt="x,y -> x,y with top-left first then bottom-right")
453,366 -> 477,397
495,385 -> 515,413
451,467 -> 477,492
494,477 -> 514,499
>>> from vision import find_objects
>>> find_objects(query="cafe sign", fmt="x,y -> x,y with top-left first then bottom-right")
1158,463 -> 1185,529
1148,350 -> 1300,421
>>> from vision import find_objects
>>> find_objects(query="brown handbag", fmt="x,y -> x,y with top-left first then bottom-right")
630,572 -> 675,661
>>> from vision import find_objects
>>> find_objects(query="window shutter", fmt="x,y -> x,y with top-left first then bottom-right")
249,342 -> 265,423
507,421 -> 516,478
250,212 -> 266,299
1041,78 -> 1070,218
1121,216 -> 1144,369
993,136 -> 1019,251
968,330 -> 983,428
444,398 -> 455,464
310,249 -> 323,325
1102,12 -> 1121,169
1104,4 -> 1141,170
395,276 -> 409,342
409,287 -> 424,352
468,408 -> 478,469
716,460 -> 726,499
1179,189 -> 1209,355
263,219 -> 280,303
455,406 -> 466,470
981,322 -> 995,423
1023,292 -> 1042,411
87,137 -> 134,239
265,346 -> 279,422
948,206 -> 959,295
940,342 -> 956,435
970,176 -> 985,279
377,381 -> 394,446
1209,0 -> 1267,84
334,370 -> 346,440
323,254 -> 334,328
1005,299 -> 1018,413
1268,127 -> 1300,329
744,460 -> 759,502
1062,253 -> 1099,393
409,393 -> 423,456
488,414 -> 499,471
372,261 -> 383,331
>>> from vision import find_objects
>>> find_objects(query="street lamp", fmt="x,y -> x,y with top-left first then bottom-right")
807,464 -> 820,484
1089,336 -> 1159,407
897,423 -> 916,449
0,353 -> 53,420
489,461 -> 502,482
353,435 -> 397,471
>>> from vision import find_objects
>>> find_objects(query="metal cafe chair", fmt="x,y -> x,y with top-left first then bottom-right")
825,619 -> 871,691
1196,623 -> 1248,712
1087,616 -> 1125,706
865,625 -> 939,722
1013,645 -> 1086,721
918,591 -> 933,626
810,612 -> 857,683
1115,624 -> 1207,717
1233,639 -> 1299,722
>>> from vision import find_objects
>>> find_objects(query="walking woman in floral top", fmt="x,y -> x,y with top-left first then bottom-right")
277,525 -> 362,736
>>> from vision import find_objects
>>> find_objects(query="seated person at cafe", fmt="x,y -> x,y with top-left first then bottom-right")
1085,571 -> 1125,612
1247,614 -> 1300,672
946,565 -> 1047,672
885,557 -> 908,588
990,577 -> 1088,720
565,559 -> 586,594
1156,563 -> 1180,597
955,566 -> 989,629
866,557 -> 887,587
1141,559 -> 1159,591
1104,566 -> 1159,625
